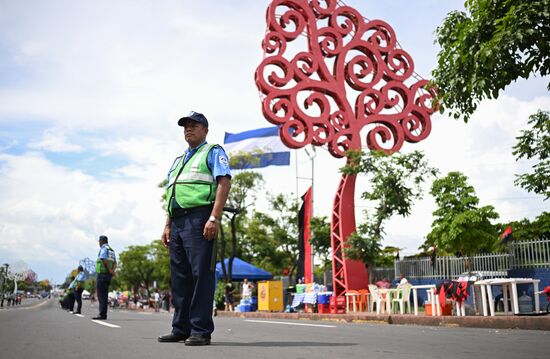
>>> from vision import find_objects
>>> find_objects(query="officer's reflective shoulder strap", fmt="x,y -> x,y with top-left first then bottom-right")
167,156 -> 184,186
188,143 -> 212,172
167,156 -> 185,187
168,155 -> 183,172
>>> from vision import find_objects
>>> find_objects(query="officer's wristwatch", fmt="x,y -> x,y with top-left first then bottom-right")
208,215 -> 220,224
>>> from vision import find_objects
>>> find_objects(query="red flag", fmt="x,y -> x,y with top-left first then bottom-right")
500,226 -> 513,244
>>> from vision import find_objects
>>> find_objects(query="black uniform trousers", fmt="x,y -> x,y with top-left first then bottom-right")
67,292 -> 75,311
74,288 -> 83,313
169,206 -> 215,337
97,273 -> 112,317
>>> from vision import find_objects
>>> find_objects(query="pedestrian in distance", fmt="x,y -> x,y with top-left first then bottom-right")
376,277 -> 391,289
73,266 -> 86,314
154,290 -> 160,313
93,235 -> 117,320
242,278 -> 252,299
158,111 -> 231,346
224,283 -> 235,312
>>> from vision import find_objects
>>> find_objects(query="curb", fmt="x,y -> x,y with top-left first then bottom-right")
216,311 -> 550,331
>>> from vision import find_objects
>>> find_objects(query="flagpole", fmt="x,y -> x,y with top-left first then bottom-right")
304,146 -> 316,283
295,149 -> 299,203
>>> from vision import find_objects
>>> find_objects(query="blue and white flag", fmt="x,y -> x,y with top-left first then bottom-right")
224,126 -> 290,169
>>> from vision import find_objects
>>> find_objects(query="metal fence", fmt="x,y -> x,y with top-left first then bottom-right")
391,238 -> 550,280
371,267 -> 395,283
510,238 -> 550,268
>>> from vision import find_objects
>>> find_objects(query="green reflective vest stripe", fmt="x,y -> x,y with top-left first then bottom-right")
96,244 -> 116,274
165,143 -> 217,216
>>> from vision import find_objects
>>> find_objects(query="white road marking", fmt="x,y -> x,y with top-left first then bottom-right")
75,314 -> 84,318
92,320 -> 120,328
137,312 -> 152,315
1,300 -> 51,311
244,320 -> 336,328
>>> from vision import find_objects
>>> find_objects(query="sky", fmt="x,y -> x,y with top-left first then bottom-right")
0,0 -> 548,284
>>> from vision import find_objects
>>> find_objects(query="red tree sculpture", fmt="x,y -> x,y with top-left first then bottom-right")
255,0 -> 437,298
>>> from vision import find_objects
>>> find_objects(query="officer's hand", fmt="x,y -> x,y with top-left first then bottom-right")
203,220 -> 218,241
162,225 -> 171,248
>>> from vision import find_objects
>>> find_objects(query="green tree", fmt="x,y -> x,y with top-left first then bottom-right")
341,150 -> 437,275
149,239 -> 170,289
496,211 -> 550,247
512,110 -> 550,199
345,227 -> 382,280
432,0 -> 550,122
117,244 -> 156,297
377,246 -> 401,268
158,179 -> 168,212
242,194 -> 300,281
37,280 -> 52,292
425,172 -> 499,260
309,216 -> 332,276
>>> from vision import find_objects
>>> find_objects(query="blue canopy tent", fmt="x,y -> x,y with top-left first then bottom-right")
215,257 -> 273,281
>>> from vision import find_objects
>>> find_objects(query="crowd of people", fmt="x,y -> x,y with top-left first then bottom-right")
0,292 -> 23,307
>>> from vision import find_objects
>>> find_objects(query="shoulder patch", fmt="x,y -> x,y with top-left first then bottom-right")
219,155 -> 228,166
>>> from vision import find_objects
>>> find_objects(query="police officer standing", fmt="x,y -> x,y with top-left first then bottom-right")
93,235 -> 116,320
73,265 -> 85,314
158,111 -> 231,346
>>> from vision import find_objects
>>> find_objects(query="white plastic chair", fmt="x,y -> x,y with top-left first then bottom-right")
368,284 -> 383,314
392,283 -> 412,314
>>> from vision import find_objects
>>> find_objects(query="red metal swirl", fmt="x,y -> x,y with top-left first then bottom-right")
255,0 -> 437,157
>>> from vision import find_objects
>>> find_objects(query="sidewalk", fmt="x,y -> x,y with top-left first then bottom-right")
216,310 -> 550,331
123,302 -> 550,331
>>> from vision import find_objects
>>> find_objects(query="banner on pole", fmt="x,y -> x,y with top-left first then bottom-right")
224,126 -> 290,169
297,187 -> 313,283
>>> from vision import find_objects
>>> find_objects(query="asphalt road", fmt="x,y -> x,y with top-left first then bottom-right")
1,299 -> 549,359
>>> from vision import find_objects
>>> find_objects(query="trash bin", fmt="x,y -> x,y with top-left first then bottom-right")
258,280 -> 284,312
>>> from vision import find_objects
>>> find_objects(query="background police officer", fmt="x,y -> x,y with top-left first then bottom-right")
158,111 -> 231,346
73,265 -> 85,314
93,235 -> 116,320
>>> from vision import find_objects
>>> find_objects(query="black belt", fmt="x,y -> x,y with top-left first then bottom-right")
171,205 -> 213,218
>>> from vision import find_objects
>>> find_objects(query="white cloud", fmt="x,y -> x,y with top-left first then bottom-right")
28,128 -> 83,152
0,152 -> 167,281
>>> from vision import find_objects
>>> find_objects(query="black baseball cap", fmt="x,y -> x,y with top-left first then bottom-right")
99,235 -> 108,242
178,111 -> 208,128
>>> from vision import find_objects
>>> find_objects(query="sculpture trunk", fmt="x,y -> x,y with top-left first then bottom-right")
331,170 -> 370,298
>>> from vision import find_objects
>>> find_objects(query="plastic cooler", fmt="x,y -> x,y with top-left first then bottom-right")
237,304 -> 252,312
318,294 -> 330,305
